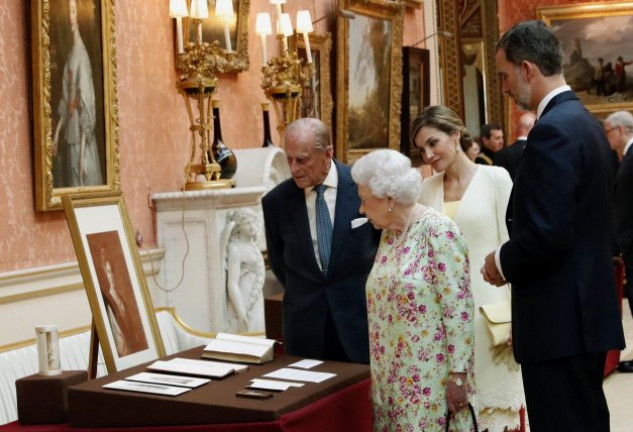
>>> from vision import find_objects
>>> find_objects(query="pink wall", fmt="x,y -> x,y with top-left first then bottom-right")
0,1 -> 422,273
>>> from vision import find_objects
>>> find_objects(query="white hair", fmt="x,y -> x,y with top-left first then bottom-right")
351,149 -> 421,205
606,110 -> 633,132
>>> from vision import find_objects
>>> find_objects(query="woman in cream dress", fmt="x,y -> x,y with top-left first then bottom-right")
413,106 -> 524,432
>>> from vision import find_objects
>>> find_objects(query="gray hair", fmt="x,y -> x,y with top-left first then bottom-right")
351,149 -> 421,205
285,118 -> 331,151
605,111 -> 633,133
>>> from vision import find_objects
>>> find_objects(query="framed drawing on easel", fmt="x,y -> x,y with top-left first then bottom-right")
63,193 -> 164,375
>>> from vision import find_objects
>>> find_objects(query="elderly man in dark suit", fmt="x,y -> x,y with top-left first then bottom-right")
481,21 -> 624,431
604,110 -> 633,373
494,112 -> 536,180
262,118 -> 380,364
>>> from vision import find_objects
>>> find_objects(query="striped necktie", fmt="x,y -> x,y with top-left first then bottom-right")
314,184 -> 332,276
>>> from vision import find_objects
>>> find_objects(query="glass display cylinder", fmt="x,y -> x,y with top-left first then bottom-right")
209,99 -> 237,180
261,102 -> 275,147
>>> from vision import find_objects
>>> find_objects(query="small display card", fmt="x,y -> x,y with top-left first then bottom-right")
262,368 -> 336,383
126,372 -> 210,388
287,359 -> 323,369
103,380 -> 191,396
249,378 -> 305,391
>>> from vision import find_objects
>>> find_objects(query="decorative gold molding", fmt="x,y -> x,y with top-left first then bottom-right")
438,0 -> 464,117
0,249 -> 164,305
481,0 -> 502,125
0,325 -> 92,353
404,0 -> 422,9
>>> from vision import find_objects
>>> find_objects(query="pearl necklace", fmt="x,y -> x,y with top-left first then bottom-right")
394,204 -> 425,247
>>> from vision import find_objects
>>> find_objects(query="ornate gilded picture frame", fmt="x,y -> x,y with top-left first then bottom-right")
538,1 -> 633,114
291,32 -> 334,132
336,0 -> 404,163
63,193 -> 165,374
181,0 -> 250,73
401,47 -> 430,166
31,0 -> 120,211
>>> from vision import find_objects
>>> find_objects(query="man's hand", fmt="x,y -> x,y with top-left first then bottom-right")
481,251 -> 507,286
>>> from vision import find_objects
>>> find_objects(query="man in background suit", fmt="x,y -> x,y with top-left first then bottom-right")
494,112 -> 536,180
482,21 -> 624,431
262,118 -> 380,364
475,123 -> 504,165
604,111 -> 633,373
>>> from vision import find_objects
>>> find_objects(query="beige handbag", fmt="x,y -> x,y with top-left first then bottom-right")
479,301 -> 511,346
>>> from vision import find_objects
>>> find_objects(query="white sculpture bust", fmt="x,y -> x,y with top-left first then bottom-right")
222,209 -> 266,333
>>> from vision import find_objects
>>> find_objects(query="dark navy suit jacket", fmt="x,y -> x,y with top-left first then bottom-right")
494,138 -> 526,181
500,91 -> 624,363
614,146 -> 633,265
262,160 -> 380,363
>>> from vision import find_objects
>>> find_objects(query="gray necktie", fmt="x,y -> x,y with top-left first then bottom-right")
314,184 -> 332,276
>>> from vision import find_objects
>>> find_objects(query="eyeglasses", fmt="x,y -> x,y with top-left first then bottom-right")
605,127 -> 618,135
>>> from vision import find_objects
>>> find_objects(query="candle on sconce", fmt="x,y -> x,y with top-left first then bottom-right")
296,10 -> 313,64
215,0 -> 234,52
270,0 -> 286,35
190,0 -> 209,43
169,0 -> 188,54
278,13 -> 293,55
256,13 -> 272,66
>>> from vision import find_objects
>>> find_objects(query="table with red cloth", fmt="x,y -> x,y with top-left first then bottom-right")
0,347 -> 372,432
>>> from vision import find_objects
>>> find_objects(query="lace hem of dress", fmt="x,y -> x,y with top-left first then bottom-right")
477,407 -> 521,432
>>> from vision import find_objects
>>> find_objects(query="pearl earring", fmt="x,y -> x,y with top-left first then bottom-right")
388,207 -> 393,212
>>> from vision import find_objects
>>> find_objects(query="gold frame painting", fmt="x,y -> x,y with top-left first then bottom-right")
291,32 -> 334,132
336,0 -> 404,164
538,1 -> 633,115
63,193 -> 165,374
401,47 -> 430,167
31,0 -> 120,211
182,0 -> 250,73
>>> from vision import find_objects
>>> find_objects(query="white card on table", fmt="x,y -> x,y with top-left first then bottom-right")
103,380 -> 191,396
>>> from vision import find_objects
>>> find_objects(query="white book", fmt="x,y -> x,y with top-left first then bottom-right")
103,380 -> 190,396
147,357 -> 247,379
202,333 -> 277,364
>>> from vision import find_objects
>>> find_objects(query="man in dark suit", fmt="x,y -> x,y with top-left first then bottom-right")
262,118 -> 380,364
494,112 -> 536,180
482,21 -> 624,431
604,111 -> 633,373
474,123 -> 504,165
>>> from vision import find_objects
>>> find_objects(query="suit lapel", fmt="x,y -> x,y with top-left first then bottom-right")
285,181 -> 322,273
328,161 -> 356,276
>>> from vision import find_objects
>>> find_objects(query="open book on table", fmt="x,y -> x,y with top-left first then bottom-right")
202,333 -> 277,364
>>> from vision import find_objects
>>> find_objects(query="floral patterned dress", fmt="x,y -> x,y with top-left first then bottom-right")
366,208 -> 476,432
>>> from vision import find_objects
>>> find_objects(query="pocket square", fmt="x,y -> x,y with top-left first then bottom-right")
351,218 -> 368,229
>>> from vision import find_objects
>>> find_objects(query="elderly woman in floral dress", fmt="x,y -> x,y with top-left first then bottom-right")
352,149 -> 476,431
